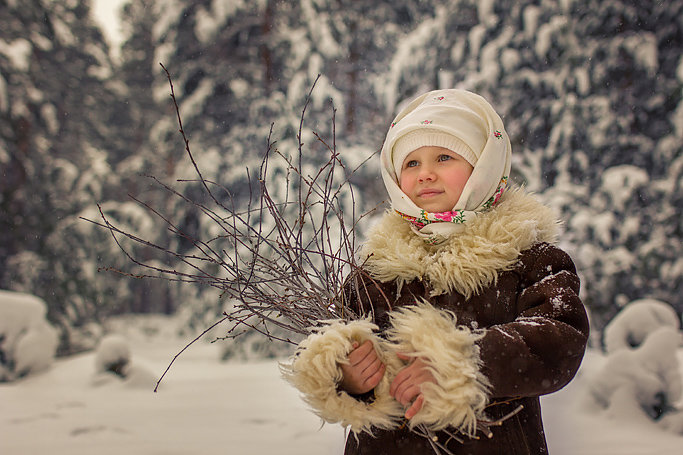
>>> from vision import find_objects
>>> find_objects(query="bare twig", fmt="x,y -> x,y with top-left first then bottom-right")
154,315 -> 230,392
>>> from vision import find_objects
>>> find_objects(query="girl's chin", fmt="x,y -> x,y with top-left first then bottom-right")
417,204 -> 454,213
408,193 -> 459,213
414,196 -> 461,213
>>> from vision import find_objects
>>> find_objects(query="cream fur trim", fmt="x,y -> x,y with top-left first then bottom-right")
361,187 -> 560,297
280,320 -> 404,434
385,303 -> 490,435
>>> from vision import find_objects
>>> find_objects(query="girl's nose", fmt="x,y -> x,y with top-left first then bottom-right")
418,166 -> 436,182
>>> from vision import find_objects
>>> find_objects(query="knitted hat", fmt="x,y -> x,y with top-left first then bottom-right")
392,131 -> 476,178
380,89 -> 512,240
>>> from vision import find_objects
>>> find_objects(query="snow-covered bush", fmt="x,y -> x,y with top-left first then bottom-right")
93,332 -> 157,389
603,299 -> 680,354
94,334 -> 131,377
0,290 -> 59,381
589,326 -> 682,425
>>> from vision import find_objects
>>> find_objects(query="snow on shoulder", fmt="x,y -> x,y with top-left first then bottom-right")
0,290 -> 59,382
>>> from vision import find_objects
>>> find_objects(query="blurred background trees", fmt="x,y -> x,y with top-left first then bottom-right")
1,0 -> 681,354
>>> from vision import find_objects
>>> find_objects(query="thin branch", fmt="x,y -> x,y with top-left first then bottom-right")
154,315 -> 231,392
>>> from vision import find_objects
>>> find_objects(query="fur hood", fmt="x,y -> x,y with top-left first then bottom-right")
360,187 -> 560,298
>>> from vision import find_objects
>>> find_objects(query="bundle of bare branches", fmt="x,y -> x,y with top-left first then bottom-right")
84,66 -> 378,387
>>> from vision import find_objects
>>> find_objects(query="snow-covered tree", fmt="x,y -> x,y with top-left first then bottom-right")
370,0 -> 683,328
0,0 -> 137,352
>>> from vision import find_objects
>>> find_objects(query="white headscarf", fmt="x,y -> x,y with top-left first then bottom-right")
380,89 -> 512,241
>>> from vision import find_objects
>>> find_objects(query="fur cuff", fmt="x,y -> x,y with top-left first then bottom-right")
386,303 -> 490,435
280,319 -> 404,434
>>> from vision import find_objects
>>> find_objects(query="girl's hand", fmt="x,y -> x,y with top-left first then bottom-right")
390,352 -> 436,419
339,340 -> 386,395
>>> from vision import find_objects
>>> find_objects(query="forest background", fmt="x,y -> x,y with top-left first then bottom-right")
1,0 -> 682,357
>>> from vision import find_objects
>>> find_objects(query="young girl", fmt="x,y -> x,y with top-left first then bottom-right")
282,89 -> 589,454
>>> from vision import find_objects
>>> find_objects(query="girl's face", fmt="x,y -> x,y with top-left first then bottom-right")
399,146 -> 474,213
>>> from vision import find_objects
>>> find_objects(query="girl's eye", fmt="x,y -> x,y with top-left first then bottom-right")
438,154 -> 452,162
405,160 -> 418,168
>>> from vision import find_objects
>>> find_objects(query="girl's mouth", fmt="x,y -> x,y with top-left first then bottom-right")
418,189 -> 442,198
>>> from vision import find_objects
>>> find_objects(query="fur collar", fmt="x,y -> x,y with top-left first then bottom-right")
360,187 -> 560,298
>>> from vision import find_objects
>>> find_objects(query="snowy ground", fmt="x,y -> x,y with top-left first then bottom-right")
1,315 -> 682,455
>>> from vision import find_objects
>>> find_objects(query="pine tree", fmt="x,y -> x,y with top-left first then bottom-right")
0,0 -> 133,352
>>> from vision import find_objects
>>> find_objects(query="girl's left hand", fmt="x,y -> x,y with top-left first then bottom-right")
389,352 -> 436,419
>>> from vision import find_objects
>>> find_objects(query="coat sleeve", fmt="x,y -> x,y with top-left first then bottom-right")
279,319 -> 405,434
477,243 -> 590,399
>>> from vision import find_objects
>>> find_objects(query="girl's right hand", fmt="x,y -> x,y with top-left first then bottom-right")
339,340 -> 386,395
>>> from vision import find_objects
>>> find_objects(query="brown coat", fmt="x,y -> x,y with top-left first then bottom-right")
282,189 -> 589,455
344,240 -> 588,454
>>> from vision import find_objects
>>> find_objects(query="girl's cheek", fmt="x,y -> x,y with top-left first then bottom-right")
399,173 -> 412,190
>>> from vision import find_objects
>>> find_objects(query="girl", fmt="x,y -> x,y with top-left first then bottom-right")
282,89 -> 589,454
